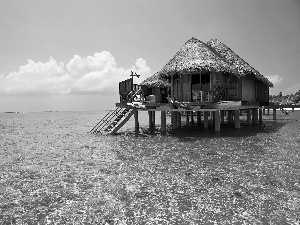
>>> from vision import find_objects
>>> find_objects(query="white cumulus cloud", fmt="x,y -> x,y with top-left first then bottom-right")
266,75 -> 283,85
0,52 -> 152,95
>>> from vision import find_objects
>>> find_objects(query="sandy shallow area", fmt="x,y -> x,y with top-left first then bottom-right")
0,110 -> 300,224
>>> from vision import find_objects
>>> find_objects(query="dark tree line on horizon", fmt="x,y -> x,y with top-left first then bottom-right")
269,90 -> 300,105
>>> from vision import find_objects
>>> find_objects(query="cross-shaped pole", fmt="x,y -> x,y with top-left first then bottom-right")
130,71 -> 140,79
130,71 -> 141,91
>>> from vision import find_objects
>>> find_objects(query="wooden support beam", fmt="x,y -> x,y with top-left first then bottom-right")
273,108 -> 277,120
267,108 -> 270,115
220,110 -> 225,124
259,108 -> 263,123
234,110 -> 240,129
247,108 -> 252,125
134,110 -> 139,134
204,111 -> 209,129
191,111 -> 194,124
252,108 -> 258,124
148,111 -> 154,132
186,111 -> 189,124
228,111 -> 233,124
177,112 -> 181,128
214,110 -> 220,132
197,111 -> 201,124
172,111 -> 177,129
211,111 -> 215,122
263,108 -> 266,115
292,108 -> 294,112
161,111 -> 166,135
152,111 -> 156,130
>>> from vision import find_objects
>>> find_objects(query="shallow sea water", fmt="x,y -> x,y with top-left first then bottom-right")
1,110 -> 300,224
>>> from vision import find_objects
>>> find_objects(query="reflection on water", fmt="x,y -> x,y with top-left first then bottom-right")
0,111 -> 300,224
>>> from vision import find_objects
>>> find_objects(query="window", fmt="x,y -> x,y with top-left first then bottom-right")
229,75 -> 238,96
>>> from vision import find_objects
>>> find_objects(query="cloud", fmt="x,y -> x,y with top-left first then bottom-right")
0,52 -> 152,95
265,75 -> 283,85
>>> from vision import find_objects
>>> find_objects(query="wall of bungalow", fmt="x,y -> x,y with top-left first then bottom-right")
171,71 -> 269,105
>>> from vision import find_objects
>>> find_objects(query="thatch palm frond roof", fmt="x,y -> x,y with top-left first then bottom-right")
160,37 -> 238,76
207,39 -> 273,87
139,72 -> 170,88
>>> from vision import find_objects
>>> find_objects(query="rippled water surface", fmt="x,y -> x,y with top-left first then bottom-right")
1,110 -> 300,224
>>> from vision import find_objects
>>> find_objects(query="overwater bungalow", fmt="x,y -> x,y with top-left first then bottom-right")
91,37 -> 273,134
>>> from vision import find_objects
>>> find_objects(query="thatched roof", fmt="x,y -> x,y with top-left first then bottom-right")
139,72 -> 170,88
158,37 -> 273,87
160,37 -> 238,76
207,39 -> 273,87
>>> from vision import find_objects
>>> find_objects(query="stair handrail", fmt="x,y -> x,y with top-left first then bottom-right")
100,108 -> 130,132
90,89 -> 142,134
90,107 -> 124,133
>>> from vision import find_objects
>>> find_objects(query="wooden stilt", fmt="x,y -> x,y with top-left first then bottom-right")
152,111 -> 156,130
148,111 -> 154,132
252,108 -> 258,124
186,111 -> 189,124
228,111 -> 233,124
234,110 -> 240,129
247,108 -> 252,125
273,108 -> 277,120
263,108 -> 266,115
134,109 -> 139,134
161,111 -> 166,135
177,112 -> 181,128
267,108 -> 270,115
204,111 -> 209,129
214,111 -> 220,132
292,108 -> 294,112
197,111 -> 201,124
191,111 -> 194,124
211,111 -> 215,122
220,110 -> 225,124
259,108 -> 263,123
172,111 -> 177,129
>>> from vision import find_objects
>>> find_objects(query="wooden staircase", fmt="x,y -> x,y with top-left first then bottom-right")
90,89 -> 141,134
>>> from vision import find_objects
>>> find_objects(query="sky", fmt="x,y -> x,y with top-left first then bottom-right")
0,0 -> 299,112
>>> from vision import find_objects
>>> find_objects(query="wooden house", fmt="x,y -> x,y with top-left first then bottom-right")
91,37 -> 274,135
158,37 -> 273,106
139,72 -> 170,103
